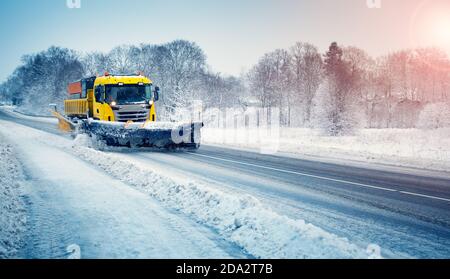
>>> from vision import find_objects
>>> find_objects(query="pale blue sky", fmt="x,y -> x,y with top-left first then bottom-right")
0,0 -> 449,81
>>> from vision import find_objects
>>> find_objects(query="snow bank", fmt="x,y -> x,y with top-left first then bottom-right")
13,103 -> 54,117
70,135 -> 367,259
0,134 -> 26,258
0,121 -> 369,258
0,106 -> 58,124
202,127 -> 450,172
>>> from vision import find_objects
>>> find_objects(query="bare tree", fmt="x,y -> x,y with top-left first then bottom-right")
156,40 -> 206,113
248,54 -> 277,109
290,42 -> 323,125
342,46 -> 375,127
82,52 -> 112,76
271,49 -> 292,126
109,45 -> 136,74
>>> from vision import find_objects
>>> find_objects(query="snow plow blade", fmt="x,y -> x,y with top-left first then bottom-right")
81,120 -> 203,149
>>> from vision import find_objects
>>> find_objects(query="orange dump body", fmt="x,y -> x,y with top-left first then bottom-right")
67,81 -> 82,95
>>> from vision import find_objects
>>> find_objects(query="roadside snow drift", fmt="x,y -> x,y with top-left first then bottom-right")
0,134 -> 26,258
0,119 -> 368,258
72,135 -> 367,259
1,106 -> 57,125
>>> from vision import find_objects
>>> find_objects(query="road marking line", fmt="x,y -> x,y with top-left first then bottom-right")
188,152 -> 450,203
399,191 -> 450,202
188,153 -> 396,191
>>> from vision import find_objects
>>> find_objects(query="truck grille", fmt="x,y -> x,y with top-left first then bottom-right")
116,110 -> 149,122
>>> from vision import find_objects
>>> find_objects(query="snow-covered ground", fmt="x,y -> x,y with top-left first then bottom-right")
3,107 -> 447,258
74,135 -> 369,258
0,106 -> 57,125
202,127 -> 450,172
0,119 -> 371,259
0,134 -> 26,258
0,120 -> 247,259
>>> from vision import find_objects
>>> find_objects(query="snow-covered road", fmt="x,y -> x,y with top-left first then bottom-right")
1,108 -> 449,259
0,120 -> 245,259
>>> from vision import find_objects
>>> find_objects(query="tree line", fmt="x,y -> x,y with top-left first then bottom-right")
248,42 -> 450,134
1,40 -> 449,133
0,40 -> 242,120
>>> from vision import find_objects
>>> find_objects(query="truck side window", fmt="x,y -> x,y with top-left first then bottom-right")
145,85 -> 152,100
81,80 -> 87,98
95,86 -> 104,103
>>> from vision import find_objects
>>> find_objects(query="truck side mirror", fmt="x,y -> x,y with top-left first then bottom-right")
154,86 -> 160,101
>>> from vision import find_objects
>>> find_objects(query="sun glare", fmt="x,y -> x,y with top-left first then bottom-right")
433,16 -> 450,47
410,0 -> 450,54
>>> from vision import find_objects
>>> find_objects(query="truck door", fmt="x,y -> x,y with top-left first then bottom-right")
94,85 -> 105,120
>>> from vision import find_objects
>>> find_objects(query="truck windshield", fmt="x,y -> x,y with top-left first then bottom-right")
105,84 -> 152,105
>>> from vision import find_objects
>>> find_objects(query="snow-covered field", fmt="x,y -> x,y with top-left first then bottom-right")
0,134 -> 26,258
0,119 -> 370,259
202,127 -> 450,172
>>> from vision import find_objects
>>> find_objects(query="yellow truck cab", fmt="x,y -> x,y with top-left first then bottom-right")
65,73 -> 159,123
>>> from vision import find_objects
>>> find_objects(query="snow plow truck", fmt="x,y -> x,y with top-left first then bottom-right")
52,72 -> 203,149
